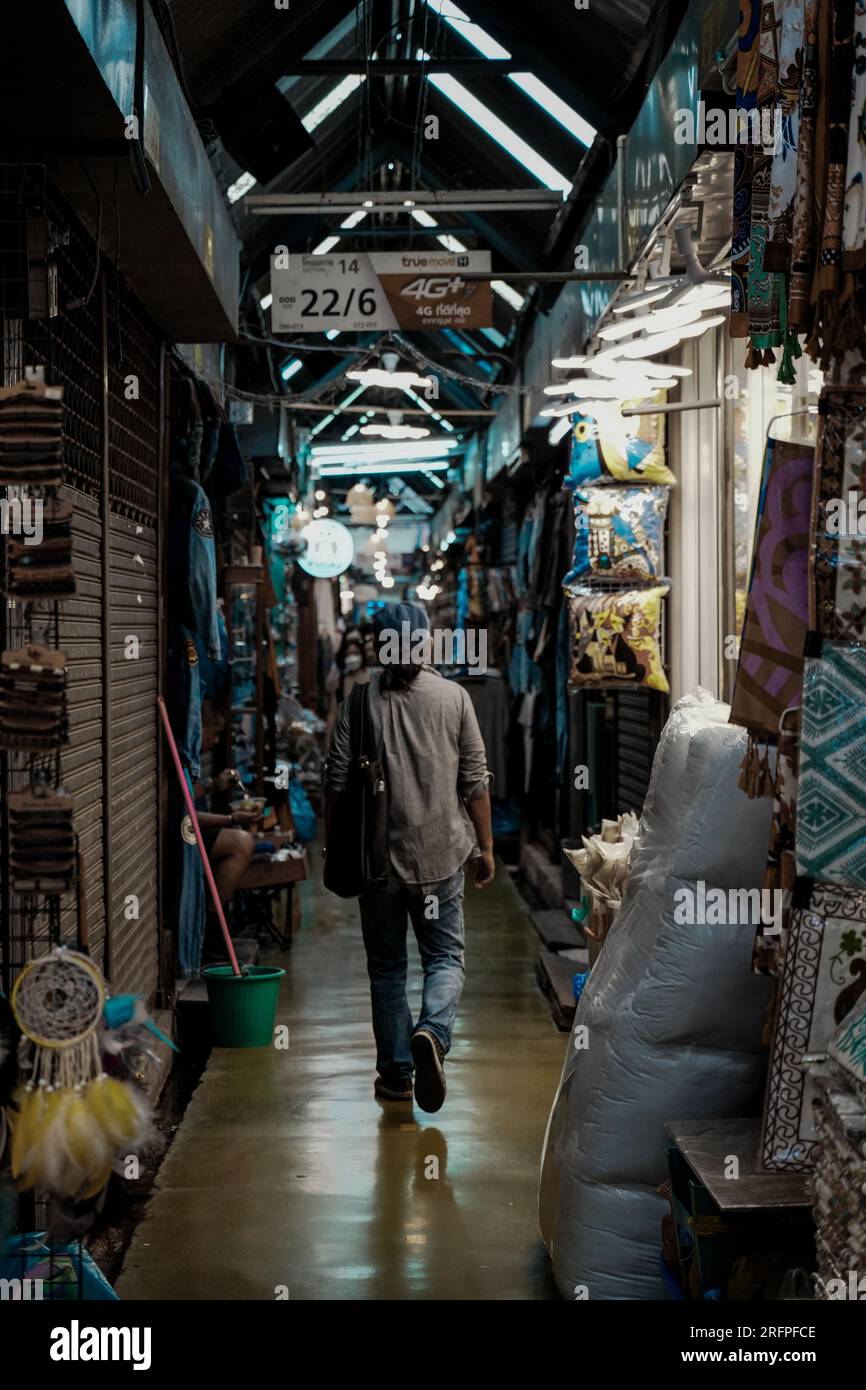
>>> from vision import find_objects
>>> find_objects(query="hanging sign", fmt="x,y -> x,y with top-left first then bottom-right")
270,250 -> 493,332
297,519 -> 355,578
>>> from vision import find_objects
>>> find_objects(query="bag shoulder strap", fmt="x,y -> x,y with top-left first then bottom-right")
346,680 -> 370,760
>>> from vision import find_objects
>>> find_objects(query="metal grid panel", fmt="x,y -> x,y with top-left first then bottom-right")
106,515 -> 159,998
105,278 -> 160,525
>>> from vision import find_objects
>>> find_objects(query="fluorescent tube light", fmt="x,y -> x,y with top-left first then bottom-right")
426,2 -> 595,146
227,170 -> 257,205
309,383 -> 368,437
425,70 -> 572,193
347,368 -> 434,390
403,385 -> 456,432
360,424 -> 431,440
281,359 -> 303,382
301,75 -> 366,134
316,460 -> 452,478
312,440 -> 459,462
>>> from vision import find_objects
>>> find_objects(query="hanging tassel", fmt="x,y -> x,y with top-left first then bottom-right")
738,734 -> 762,797
776,281 -> 803,386
738,734 -> 776,798
744,342 -> 762,370
758,740 -> 775,798
762,347 -> 777,367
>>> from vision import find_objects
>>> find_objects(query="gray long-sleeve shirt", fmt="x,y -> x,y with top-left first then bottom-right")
324,666 -> 490,885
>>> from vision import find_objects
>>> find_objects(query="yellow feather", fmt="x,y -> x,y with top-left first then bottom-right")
77,1162 -> 113,1201
85,1076 -> 142,1146
64,1091 -> 112,1177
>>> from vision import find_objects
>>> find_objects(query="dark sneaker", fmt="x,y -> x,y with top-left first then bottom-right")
411,1030 -> 446,1113
374,1075 -> 413,1102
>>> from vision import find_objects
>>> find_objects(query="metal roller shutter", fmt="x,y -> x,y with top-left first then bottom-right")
58,490 -> 106,961
615,689 -> 664,815
104,279 -> 162,1000
107,515 -> 159,996
1,176 -> 163,1000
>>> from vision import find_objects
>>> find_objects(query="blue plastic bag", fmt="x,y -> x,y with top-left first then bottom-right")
289,774 -> 316,844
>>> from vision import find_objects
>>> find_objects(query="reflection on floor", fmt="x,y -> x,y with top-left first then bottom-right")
117,856 -> 565,1300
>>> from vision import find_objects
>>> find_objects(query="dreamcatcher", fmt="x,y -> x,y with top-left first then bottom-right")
5,948 -> 151,1199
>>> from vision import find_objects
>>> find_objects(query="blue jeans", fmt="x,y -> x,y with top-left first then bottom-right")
360,869 -> 466,1083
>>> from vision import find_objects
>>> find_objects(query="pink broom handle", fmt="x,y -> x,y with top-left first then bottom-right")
157,696 -> 242,977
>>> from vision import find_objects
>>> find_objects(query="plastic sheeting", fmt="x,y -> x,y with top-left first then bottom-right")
539,689 -> 776,1300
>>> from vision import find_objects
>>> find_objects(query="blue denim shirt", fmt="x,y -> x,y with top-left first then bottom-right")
169,473 -> 220,662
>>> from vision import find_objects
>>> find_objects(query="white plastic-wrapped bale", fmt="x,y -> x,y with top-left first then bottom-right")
539,690 -> 775,1300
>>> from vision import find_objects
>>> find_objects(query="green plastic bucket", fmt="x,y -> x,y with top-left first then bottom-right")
203,965 -> 285,1048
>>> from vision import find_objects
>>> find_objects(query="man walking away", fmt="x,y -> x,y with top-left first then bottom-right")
325,602 -> 494,1113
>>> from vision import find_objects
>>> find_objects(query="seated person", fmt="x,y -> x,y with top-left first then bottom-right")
194,696 -> 260,955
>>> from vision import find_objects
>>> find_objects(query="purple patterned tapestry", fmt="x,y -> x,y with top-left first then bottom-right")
731,438 -> 815,738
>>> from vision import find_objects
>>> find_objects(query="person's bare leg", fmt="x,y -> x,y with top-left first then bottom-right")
210,828 -> 255,906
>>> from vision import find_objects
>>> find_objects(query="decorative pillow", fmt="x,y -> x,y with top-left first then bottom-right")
797,642 -> 866,885
564,485 -> 668,585
729,438 -> 814,740
566,584 -> 669,693
566,399 -> 674,488
762,883 -> 866,1171
828,995 -> 866,1093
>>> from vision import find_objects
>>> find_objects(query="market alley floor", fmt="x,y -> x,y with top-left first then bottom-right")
117,859 -> 565,1300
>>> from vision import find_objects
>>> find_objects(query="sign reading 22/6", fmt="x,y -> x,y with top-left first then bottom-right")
270,250 -> 493,333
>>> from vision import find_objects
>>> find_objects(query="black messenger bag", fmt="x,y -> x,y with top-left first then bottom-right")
323,682 -> 389,898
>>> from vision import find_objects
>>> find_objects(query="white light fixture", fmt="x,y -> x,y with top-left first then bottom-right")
677,281 -> 732,308
552,355 -> 589,370
598,303 -> 703,342
260,292 -> 274,311
316,461 -> 452,478
227,170 -> 257,205
548,417 -> 572,446
426,1 -> 596,146
347,367 -> 434,391
616,314 -> 727,358
301,74 -> 366,134
590,359 -> 692,380
425,67 -> 572,194
311,440 -> 458,462
361,424 -> 431,440
612,284 -> 674,315
381,576 -> 396,589
281,358 -> 303,382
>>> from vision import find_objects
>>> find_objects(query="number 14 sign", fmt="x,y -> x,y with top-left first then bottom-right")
270,250 -> 493,333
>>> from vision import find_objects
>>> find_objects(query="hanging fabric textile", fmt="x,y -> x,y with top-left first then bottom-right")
745,0 -> 786,368
834,5 -> 866,351
789,0 -> 822,331
729,435 -> 814,793
731,0 -> 762,338
808,0 -> 856,367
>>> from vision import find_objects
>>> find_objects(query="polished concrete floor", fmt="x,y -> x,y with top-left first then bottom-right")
117,859 -> 565,1300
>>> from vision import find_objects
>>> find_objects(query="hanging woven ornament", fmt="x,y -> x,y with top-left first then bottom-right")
5,947 -> 150,1199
